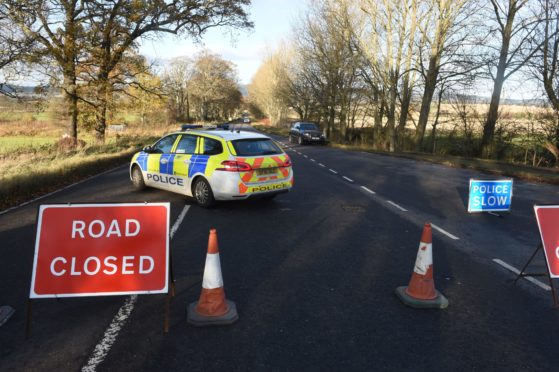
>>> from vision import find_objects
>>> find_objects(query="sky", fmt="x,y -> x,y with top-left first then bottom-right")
138,0 -> 309,85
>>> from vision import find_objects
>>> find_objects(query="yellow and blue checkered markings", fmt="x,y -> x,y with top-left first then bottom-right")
188,155 -> 209,177
159,154 -> 175,174
135,152 -> 212,178
136,153 -> 149,171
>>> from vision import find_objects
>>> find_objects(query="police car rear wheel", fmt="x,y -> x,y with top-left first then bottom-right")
193,178 -> 215,208
131,166 -> 146,190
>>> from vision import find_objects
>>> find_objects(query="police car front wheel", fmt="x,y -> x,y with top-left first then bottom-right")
193,178 -> 215,208
131,166 -> 146,191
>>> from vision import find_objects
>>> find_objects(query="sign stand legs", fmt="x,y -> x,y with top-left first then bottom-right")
487,211 -> 504,218
164,253 -> 175,334
515,243 -> 558,308
25,299 -> 33,339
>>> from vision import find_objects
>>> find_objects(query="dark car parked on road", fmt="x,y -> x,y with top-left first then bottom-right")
289,122 -> 327,145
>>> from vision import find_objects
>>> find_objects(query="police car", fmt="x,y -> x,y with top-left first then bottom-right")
130,130 -> 294,207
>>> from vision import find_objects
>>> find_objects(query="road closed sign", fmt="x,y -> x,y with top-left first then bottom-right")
468,179 -> 513,213
30,203 -> 169,298
534,205 -> 559,278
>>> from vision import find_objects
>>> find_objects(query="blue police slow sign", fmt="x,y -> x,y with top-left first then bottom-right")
468,179 -> 513,213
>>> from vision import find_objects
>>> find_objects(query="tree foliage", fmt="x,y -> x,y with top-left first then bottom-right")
0,0 -> 252,143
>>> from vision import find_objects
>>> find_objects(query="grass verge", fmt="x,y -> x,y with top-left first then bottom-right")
0,136 -> 157,211
331,143 -> 559,185
254,125 -> 559,185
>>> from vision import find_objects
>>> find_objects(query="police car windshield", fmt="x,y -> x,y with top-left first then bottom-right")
300,123 -> 318,130
232,139 -> 282,156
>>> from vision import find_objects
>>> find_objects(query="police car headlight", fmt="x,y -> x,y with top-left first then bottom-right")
304,132 -> 311,137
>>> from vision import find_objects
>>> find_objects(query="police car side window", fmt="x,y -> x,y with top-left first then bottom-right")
153,134 -> 178,154
203,138 -> 223,155
175,135 -> 197,154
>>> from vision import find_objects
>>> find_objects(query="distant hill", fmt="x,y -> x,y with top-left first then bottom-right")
0,85 -> 58,98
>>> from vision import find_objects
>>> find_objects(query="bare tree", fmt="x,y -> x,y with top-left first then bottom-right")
528,0 -> 559,165
189,51 -> 242,121
248,51 -> 289,126
414,0 -> 470,151
479,0 -> 545,157
352,0 -> 427,151
162,57 -> 195,122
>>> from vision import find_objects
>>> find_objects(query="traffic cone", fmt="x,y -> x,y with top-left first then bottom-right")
0,305 -> 15,327
395,223 -> 448,309
187,229 -> 238,326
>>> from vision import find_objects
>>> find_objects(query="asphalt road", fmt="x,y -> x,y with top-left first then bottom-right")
1,137 -> 559,371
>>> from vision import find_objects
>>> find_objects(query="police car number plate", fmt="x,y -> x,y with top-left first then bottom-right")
256,168 -> 276,176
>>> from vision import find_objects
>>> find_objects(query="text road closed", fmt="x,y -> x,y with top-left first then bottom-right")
534,205 -> 559,278
30,203 -> 169,298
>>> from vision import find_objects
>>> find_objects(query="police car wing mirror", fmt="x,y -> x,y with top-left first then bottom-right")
142,145 -> 154,153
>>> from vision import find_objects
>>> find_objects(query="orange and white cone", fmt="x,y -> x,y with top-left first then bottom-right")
187,229 -> 238,326
395,223 -> 448,309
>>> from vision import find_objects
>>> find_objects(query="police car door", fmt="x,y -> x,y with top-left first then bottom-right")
172,134 -> 199,196
144,134 -> 179,191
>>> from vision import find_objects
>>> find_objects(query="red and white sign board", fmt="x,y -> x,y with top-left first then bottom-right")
30,203 -> 170,298
534,205 -> 559,278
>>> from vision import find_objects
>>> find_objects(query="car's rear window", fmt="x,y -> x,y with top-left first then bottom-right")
231,138 -> 283,156
300,123 -> 318,130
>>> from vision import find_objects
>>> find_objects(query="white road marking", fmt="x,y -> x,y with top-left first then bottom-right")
430,223 -> 460,240
329,169 -> 338,174
170,205 -> 190,238
387,200 -> 407,212
82,205 -> 190,372
311,159 -> 316,162
342,176 -> 354,183
0,165 -> 126,216
318,163 -> 326,167
492,259 -> 551,291
361,186 -> 376,194
304,155 -> 308,158
81,295 -> 138,372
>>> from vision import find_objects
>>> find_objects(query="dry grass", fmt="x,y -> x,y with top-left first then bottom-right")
0,116 -> 174,210
332,143 -> 559,185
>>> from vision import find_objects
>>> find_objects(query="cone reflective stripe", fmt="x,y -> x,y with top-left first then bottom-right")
196,249 -> 228,317
405,224 -> 437,300
395,223 -> 448,309
202,253 -> 224,289
188,229 -> 238,326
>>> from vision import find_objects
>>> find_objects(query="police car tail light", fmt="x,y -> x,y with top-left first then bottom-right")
281,156 -> 292,167
217,160 -> 252,172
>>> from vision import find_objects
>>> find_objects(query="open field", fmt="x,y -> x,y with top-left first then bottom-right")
0,98 -> 177,209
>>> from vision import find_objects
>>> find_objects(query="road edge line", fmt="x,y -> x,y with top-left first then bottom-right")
492,258 -> 551,291
387,200 -> 408,212
430,223 -> 460,240
81,205 -> 190,372
0,165 -> 127,216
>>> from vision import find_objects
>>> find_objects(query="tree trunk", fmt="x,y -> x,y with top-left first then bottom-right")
430,88 -> 444,153
374,95 -> 384,150
480,0 -> 517,158
95,76 -> 110,143
397,82 -> 412,151
414,55 -> 439,151
186,93 -> 190,122
63,73 -> 78,142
